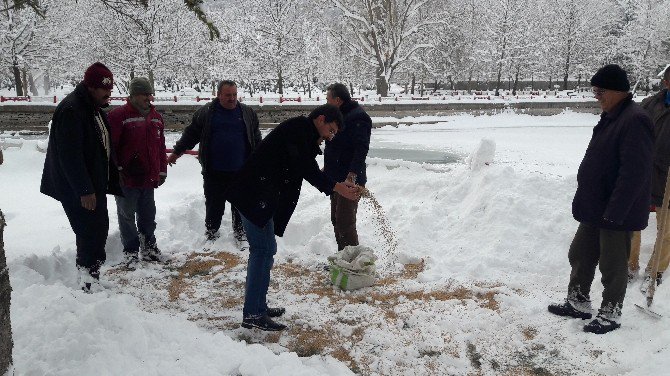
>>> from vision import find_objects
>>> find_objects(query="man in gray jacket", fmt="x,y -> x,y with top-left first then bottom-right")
168,80 -> 262,243
629,65 -> 670,290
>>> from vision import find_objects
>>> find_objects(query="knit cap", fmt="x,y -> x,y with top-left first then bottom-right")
590,64 -> 630,92
129,77 -> 154,95
83,62 -> 114,90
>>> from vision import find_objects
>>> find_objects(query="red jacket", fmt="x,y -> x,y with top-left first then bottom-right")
108,101 -> 167,189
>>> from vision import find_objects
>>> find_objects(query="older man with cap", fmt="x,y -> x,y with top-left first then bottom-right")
108,77 -> 167,266
548,64 -> 654,334
41,62 -> 122,292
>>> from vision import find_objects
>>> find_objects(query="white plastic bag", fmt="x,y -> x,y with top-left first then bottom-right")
327,245 -> 378,290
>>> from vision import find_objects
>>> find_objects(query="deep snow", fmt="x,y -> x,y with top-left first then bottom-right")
1,110 -> 669,375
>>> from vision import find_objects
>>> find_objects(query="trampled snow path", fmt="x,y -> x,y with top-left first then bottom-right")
2,110 -> 670,375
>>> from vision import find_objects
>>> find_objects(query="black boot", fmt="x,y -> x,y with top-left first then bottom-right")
266,307 -> 286,317
583,314 -> 621,334
548,300 -> 592,319
241,315 -> 287,331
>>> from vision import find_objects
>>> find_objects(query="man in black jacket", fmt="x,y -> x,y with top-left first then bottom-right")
324,83 -> 372,251
168,80 -> 261,243
227,104 -> 360,331
40,62 -> 122,292
548,64 -> 653,334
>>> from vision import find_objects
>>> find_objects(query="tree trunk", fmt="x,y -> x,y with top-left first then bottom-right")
512,68 -> 520,96
28,72 -> 38,96
44,71 -> 50,95
0,209 -> 12,375
277,68 -> 284,95
376,74 -> 388,97
411,74 -> 416,95
12,63 -> 23,97
148,70 -> 155,93
21,68 -> 28,97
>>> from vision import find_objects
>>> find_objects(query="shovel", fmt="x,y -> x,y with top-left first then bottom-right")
634,167 -> 670,319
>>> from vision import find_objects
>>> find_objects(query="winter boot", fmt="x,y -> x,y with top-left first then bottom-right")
583,314 -> 621,334
122,250 -> 139,268
548,300 -> 592,319
141,242 -> 162,262
78,267 -> 102,293
205,229 -> 220,242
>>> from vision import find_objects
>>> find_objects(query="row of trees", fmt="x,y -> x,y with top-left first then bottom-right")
1,0 -> 669,97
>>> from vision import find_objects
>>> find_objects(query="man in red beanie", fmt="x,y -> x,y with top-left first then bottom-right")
40,62 -> 122,292
548,64 -> 653,334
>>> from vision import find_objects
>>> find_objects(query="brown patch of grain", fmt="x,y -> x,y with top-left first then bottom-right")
402,259 -> 425,279
522,327 -> 538,341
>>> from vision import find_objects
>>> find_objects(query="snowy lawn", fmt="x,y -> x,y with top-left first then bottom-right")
1,110 -> 669,375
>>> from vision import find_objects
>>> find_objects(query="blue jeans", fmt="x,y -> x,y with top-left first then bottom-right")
115,186 -> 157,252
240,214 -> 277,318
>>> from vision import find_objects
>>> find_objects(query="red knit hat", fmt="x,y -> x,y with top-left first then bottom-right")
83,62 -> 114,90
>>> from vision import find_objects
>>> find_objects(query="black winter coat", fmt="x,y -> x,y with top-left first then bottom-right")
227,116 -> 336,236
323,100 -> 372,185
572,95 -> 653,231
172,100 -> 261,173
40,83 -> 121,203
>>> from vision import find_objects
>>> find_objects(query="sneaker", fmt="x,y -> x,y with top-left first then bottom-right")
241,315 -> 287,331
267,307 -> 286,317
141,243 -> 162,262
548,300 -> 592,319
583,314 -> 621,334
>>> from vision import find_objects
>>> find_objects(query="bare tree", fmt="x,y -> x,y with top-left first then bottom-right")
329,0 -> 436,96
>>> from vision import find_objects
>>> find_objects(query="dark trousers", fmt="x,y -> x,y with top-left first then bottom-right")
567,222 -> 631,317
203,170 -> 244,236
115,186 -> 156,252
330,191 -> 359,251
240,214 -> 276,318
61,195 -> 109,277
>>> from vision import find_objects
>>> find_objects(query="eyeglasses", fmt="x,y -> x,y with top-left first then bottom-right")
592,88 -> 606,96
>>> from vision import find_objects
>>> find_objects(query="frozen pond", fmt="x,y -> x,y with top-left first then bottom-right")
367,147 -> 460,164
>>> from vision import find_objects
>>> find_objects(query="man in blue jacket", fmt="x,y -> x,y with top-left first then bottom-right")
168,80 -> 261,244
324,83 -> 372,250
548,64 -> 653,334
40,62 -> 122,292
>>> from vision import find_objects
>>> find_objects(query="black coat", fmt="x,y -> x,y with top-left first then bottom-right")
227,116 -> 335,236
572,95 -> 653,231
40,83 -> 121,204
323,100 -> 372,185
172,100 -> 261,173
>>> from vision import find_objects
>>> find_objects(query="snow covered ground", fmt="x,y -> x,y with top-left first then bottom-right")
1,110 -> 669,375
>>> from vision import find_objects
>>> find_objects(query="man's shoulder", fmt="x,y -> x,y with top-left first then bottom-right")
344,102 -> 371,124
108,103 -> 133,117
